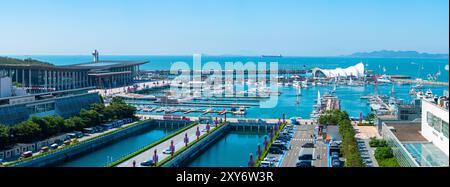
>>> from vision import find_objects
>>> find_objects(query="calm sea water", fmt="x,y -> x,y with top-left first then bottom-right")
10,55 -> 450,82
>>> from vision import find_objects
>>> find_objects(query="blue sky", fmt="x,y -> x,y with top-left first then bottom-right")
0,0 -> 448,56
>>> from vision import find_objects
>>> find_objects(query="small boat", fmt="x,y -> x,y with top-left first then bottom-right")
233,106 -> 246,115
293,81 -> 301,88
360,95 -> 372,100
412,84 -> 423,89
425,89 -> 433,98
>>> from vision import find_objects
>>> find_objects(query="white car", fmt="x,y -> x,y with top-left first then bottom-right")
264,156 -> 278,163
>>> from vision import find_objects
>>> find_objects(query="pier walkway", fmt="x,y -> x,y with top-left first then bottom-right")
115,115 -> 314,167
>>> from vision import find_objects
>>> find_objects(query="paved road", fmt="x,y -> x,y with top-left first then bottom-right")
313,140 -> 328,167
280,125 -> 315,167
117,123 -> 216,167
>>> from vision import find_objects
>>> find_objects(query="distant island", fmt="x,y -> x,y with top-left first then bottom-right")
0,56 -> 53,66
347,50 -> 449,59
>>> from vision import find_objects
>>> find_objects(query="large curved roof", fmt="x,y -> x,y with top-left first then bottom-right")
313,62 -> 365,78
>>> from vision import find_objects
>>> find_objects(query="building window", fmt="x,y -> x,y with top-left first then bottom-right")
432,115 -> 441,132
427,112 -> 433,126
442,121 -> 449,139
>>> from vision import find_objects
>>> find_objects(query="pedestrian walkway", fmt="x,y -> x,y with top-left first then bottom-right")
117,122 -> 215,167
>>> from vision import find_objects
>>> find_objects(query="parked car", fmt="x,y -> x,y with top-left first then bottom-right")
272,143 -> 288,150
301,143 -> 315,148
40,146 -> 49,153
296,160 -> 312,167
260,161 -> 273,167
21,151 -> 33,158
269,147 -> 283,154
50,143 -> 59,150
140,160 -> 155,167
264,156 -> 278,163
163,148 -> 172,154
277,135 -> 291,141
331,154 -> 339,160
298,148 -> 314,161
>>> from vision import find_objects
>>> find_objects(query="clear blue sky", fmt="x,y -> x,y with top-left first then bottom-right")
0,0 -> 448,56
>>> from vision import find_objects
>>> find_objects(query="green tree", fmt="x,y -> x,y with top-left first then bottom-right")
79,109 -> 101,127
64,116 -> 86,131
375,147 -> 394,159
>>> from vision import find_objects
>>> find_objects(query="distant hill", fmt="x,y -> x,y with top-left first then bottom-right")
347,50 -> 449,59
0,56 -> 53,66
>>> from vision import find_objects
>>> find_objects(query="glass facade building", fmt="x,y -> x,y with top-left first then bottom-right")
381,123 -> 449,167
0,60 -> 147,93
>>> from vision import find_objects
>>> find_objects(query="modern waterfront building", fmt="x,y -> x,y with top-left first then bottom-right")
0,76 -> 27,98
0,87 -> 101,126
0,52 -> 148,93
421,97 -> 449,155
312,62 -> 365,79
380,94 -> 449,167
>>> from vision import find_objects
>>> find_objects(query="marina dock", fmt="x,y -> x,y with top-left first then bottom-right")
117,122 -> 218,167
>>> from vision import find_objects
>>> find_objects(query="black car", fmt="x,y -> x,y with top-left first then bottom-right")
276,137 -> 290,142
269,147 -> 283,154
140,160 -> 155,167
298,154 -> 313,161
280,135 -> 292,140
332,160 -> 341,167
301,143 -> 315,148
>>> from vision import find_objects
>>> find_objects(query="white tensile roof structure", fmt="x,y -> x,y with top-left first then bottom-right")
312,62 -> 365,78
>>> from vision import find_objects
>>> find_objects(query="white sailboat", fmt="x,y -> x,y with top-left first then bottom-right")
348,77 -> 353,86
317,90 -> 322,106
296,86 -> 301,105
331,78 -> 337,93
